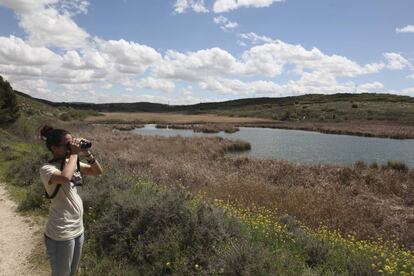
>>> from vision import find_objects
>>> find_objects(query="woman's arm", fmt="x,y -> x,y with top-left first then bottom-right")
48,154 -> 79,185
81,150 -> 103,176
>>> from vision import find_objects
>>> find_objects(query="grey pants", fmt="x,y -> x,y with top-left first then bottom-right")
44,233 -> 84,276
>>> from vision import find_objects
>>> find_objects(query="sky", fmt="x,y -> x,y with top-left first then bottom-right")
0,0 -> 413,104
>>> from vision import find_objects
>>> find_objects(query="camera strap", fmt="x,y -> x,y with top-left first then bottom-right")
44,155 -> 82,199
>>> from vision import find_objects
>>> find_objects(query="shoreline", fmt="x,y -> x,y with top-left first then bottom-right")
235,121 -> 414,140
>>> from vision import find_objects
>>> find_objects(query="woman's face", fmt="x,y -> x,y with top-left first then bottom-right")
51,133 -> 73,157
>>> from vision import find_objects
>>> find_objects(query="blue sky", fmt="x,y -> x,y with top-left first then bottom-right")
0,0 -> 413,104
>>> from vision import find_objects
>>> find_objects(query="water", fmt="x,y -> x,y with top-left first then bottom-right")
132,124 -> 414,167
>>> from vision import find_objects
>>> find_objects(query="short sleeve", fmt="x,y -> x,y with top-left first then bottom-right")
39,164 -> 60,186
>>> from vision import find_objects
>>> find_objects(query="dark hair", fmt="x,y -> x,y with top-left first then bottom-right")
39,125 -> 70,151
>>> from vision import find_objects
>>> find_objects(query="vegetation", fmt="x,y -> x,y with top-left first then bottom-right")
1,82 -> 414,275
18,89 -> 414,124
238,120 -> 414,139
155,124 -> 240,134
13,85 -> 102,121
1,114 -> 414,275
113,124 -> 144,131
0,76 -> 20,125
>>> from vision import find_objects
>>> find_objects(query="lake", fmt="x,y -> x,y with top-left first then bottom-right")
132,124 -> 414,167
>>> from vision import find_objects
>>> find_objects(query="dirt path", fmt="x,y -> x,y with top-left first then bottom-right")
0,183 -> 45,276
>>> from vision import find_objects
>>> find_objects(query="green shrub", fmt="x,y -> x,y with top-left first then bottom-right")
279,215 -> 329,268
59,112 -> 72,121
81,174 -> 277,275
345,252 -> 379,276
303,239 -> 329,267
0,75 -> 20,125
6,145 -> 48,187
18,178 -> 48,211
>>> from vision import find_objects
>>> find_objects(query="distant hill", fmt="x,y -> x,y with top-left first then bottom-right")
15,91 -> 101,121
14,90 -> 414,123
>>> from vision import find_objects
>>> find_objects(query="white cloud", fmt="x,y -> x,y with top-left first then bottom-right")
400,87 -> 414,95
213,0 -> 283,13
383,52 -> 412,70
213,15 -> 239,31
241,41 -> 383,77
180,86 -> 193,95
200,78 -> 282,95
98,39 -> 162,74
396,25 -> 414,33
237,32 -> 275,46
174,0 -> 208,13
19,9 -> 89,48
10,77 -> 52,98
0,0 -> 90,48
153,47 -> 245,81
100,82 -> 113,90
58,0 -> 89,16
0,36 -> 62,66
357,81 -> 384,92
0,0 -> 57,13
137,77 -> 176,93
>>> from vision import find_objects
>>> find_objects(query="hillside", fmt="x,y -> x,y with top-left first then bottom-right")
14,91 -> 101,121
15,91 -> 414,124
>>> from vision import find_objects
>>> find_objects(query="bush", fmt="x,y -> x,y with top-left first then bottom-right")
281,111 -> 291,121
279,215 -> 329,268
303,239 -> 329,267
81,174 -> 277,275
345,252 -> 379,276
6,145 -> 49,187
59,112 -> 72,121
18,178 -> 48,211
0,75 -> 20,125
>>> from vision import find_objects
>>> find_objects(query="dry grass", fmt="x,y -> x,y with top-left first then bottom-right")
85,112 -> 273,124
69,124 -> 414,251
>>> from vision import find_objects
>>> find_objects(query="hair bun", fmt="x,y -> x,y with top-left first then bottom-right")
40,125 -> 54,141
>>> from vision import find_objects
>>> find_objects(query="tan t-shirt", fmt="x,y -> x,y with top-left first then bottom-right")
39,159 -> 88,241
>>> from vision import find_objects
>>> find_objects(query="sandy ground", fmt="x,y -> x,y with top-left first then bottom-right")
0,184 -> 44,276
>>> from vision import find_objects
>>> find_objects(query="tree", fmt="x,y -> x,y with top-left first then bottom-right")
0,75 -> 20,125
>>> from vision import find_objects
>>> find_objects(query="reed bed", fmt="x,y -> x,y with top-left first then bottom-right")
112,124 -> 144,131
239,120 -> 414,139
155,123 -> 240,134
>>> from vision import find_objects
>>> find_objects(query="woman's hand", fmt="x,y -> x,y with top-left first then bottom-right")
69,138 -> 82,155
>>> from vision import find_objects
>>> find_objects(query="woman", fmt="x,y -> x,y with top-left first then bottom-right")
39,125 -> 103,276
